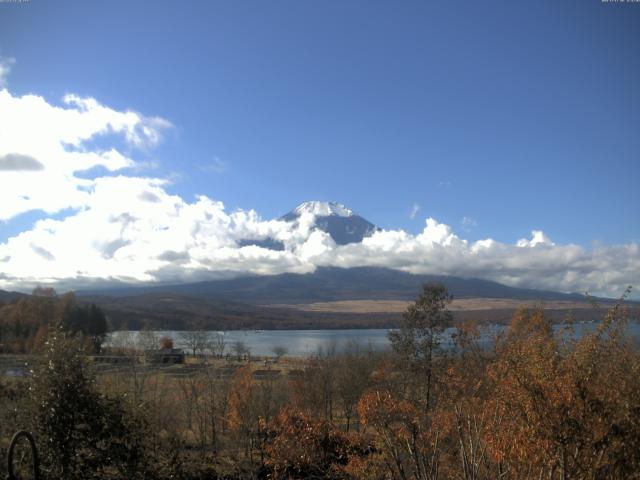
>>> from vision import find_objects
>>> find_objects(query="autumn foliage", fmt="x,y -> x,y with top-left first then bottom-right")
0,290 -> 107,353
264,407 -> 371,479
1,284 -> 639,480
351,294 -> 640,480
485,305 -> 640,478
159,335 -> 174,350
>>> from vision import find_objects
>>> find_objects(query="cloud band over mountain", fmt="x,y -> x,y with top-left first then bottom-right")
0,87 -> 637,298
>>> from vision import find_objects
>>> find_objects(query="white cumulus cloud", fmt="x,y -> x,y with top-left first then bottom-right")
0,89 -> 171,220
517,230 -> 554,247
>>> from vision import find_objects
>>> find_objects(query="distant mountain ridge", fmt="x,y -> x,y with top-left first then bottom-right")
78,266 -> 592,305
7,269 -> 628,331
0,290 -> 27,302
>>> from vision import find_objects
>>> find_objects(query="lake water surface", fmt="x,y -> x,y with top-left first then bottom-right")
107,320 -> 640,357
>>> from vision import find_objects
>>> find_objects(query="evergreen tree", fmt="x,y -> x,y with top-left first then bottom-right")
30,325 -> 150,480
388,283 -> 452,409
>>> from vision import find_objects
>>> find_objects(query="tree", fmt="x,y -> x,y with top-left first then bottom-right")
85,304 -> 108,350
160,336 -> 174,350
137,325 -> 160,351
193,366 -> 231,455
388,283 -> 452,409
335,342 -> 373,431
180,329 -> 210,357
485,302 -> 640,479
227,367 -> 258,459
271,345 -> 288,362
233,340 -> 249,361
363,284 -> 453,479
265,407 -> 371,480
208,332 -> 226,357
30,324 -> 151,479
358,389 -> 442,480
111,330 -> 136,355
58,293 -> 108,353
291,345 -> 338,422
32,286 -> 57,298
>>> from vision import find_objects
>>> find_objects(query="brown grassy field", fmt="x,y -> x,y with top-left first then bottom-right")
267,297 -> 600,314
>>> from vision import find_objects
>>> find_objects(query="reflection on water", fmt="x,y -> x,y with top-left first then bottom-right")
106,320 -> 640,357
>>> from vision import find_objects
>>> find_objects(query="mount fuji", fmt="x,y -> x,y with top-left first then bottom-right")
66,200 -> 630,329
280,201 -> 379,245
238,201 -> 379,250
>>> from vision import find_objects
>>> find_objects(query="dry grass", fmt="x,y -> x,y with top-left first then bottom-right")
267,298 -> 597,314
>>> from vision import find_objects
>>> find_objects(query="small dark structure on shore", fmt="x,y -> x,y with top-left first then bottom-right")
145,348 -> 185,364
91,355 -> 136,365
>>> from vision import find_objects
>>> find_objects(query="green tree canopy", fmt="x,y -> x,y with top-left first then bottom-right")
388,283 -> 452,408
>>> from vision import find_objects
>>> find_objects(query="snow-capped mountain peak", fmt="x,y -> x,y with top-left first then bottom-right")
277,201 -> 379,246
292,201 -> 354,218
239,201 -> 378,250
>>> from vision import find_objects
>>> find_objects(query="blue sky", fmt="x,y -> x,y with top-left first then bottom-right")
0,0 -> 639,295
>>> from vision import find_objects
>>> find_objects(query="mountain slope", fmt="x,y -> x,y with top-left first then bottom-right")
78,266 -> 591,305
0,290 -> 28,302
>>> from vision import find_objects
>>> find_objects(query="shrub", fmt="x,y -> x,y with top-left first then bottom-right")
30,324 -> 152,480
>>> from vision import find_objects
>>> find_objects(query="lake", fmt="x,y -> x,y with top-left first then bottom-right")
106,320 -> 640,357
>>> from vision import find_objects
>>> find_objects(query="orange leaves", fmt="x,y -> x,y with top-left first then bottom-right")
507,306 -> 553,340
452,319 -> 481,353
264,407 -> 370,479
159,336 -> 174,350
483,304 -> 640,478
358,390 -> 417,431
227,366 -> 255,433
357,389 -> 444,479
